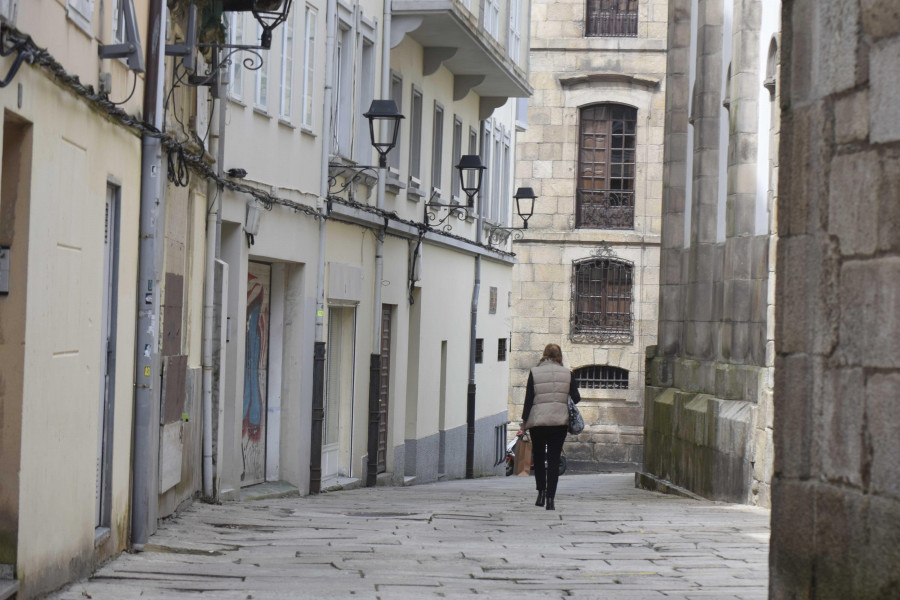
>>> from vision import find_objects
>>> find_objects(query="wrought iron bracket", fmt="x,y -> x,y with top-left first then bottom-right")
486,225 -> 526,248
0,29 -> 36,89
327,163 -> 379,211
424,198 -> 470,232
188,44 -> 265,88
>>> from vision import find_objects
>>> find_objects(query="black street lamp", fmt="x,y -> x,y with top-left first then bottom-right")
487,187 -> 540,248
222,0 -> 295,49
425,155 -> 487,229
457,154 -> 487,208
364,100 -> 405,168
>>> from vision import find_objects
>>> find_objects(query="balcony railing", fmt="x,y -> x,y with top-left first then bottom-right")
576,189 -> 635,229
586,0 -> 638,37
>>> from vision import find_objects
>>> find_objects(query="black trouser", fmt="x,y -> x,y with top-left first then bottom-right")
530,425 -> 568,497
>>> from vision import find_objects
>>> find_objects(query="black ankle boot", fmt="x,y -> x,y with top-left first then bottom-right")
545,496 -> 555,511
535,491 -> 545,506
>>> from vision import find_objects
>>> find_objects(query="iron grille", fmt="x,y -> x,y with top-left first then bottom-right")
493,422 -> 508,466
586,0 -> 638,37
576,104 -> 636,229
574,365 -> 630,389
475,338 -> 484,363
570,258 -> 634,343
498,338 -> 507,362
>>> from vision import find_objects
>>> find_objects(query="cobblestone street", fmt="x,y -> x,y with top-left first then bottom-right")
48,474 -> 769,599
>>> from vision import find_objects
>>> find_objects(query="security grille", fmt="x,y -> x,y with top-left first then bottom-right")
571,257 -> 634,343
577,104 -> 636,229
586,0 -> 638,37
574,365 -> 629,389
497,338 -> 507,362
475,338 -> 484,364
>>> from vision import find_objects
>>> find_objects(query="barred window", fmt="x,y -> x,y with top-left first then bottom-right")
577,104 -> 637,229
475,338 -> 484,364
574,365 -> 629,389
571,258 -> 633,343
497,338 -> 507,362
586,0 -> 638,37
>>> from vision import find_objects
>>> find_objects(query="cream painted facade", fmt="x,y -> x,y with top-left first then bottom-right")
0,1 -> 148,597
511,0 -> 666,469
0,0 -> 531,595
217,0 -> 531,491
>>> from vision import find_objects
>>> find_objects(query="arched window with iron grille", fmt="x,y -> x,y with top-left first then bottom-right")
573,365 -> 630,389
585,0 -> 639,37
576,103 -> 637,229
571,256 -> 634,343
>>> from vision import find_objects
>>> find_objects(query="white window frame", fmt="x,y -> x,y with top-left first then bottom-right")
501,133 -> 511,225
112,0 -> 125,43
508,0 -> 521,61
301,5 -> 317,128
228,13 -> 245,100
408,86 -> 424,190
333,22 -> 354,158
451,115 -> 463,202
480,121 -> 492,218
0,0 -> 18,24
279,7 -> 295,120
491,126 -> 502,223
355,24 -> 377,163
67,0 -> 94,33
431,102 -> 445,198
254,23 -> 270,109
484,0 -> 500,39
388,72 -> 403,173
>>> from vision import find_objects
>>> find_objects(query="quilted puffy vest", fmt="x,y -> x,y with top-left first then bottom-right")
525,360 -> 571,429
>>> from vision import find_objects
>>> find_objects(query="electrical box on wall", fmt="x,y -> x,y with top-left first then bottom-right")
0,247 -> 9,294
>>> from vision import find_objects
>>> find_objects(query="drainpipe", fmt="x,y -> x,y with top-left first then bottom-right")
466,184 -> 483,479
132,0 -> 167,549
365,0 -> 392,488
201,48 -> 225,499
310,0 -> 338,494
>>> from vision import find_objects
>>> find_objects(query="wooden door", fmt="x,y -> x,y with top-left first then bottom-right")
242,261 -> 271,485
377,305 -> 392,473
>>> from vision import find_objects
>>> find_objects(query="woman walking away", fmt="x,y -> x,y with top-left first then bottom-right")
518,343 -> 581,510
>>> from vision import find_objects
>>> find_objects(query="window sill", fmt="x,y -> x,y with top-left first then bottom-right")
407,186 -> 425,202
253,106 -> 271,118
300,125 -> 317,138
67,7 -> 93,38
278,118 -> 297,129
228,96 -> 247,108
386,174 -> 406,196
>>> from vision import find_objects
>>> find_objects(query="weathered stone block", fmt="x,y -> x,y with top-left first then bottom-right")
828,151 -> 880,256
773,353 -> 813,478
769,479 -> 815,599
820,368 -> 865,487
866,372 -> 900,498
834,90 -> 869,144
878,150 -> 900,253
862,0 -> 900,40
839,257 -> 900,368
871,36 -> 900,143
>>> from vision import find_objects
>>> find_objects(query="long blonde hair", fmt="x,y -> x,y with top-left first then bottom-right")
539,343 -> 563,365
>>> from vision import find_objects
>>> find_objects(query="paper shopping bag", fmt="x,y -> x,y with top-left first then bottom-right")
514,438 -> 532,476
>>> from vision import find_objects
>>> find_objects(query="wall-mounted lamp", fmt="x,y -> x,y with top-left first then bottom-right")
222,0 -> 295,49
363,100 -> 404,168
425,155 -> 486,230
245,200 -> 264,246
487,187 -> 539,248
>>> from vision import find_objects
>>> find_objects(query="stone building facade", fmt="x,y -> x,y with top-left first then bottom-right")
640,0 -> 780,506
511,0 -> 668,470
770,0 -> 900,596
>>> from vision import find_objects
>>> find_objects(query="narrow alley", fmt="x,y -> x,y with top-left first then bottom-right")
48,475 -> 769,600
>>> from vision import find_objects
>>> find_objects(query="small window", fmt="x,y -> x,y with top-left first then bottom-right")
508,0 -> 521,60
451,116 -> 463,200
573,365 -> 629,389
279,8 -> 295,119
301,6 -> 317,128
497,339 -> 507,362
586,0 -> 638,37
576,104 -> 637,229
489,287 -> 498,314
409,87 -> 424,190
475,338 -> 484,364
431,103 -> 444,195
254,22 -> 270,109
388,73 -> 404,171
571,257 -> 634,343
228,13 -> 245,99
